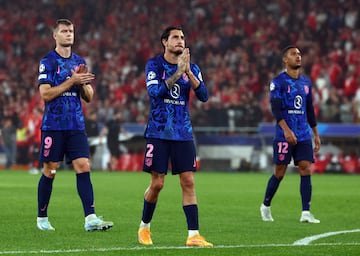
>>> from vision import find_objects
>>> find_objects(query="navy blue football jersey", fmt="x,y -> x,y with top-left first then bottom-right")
144,55 -> 208,141
38,50 -> 86,131
269,71 -> 314,142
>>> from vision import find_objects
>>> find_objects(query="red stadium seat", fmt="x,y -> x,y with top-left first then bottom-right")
117,153 -> 143,171
311,153 -> 331,174
339,154 -> 359,174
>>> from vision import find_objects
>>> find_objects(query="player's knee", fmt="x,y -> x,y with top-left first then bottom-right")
274,173 -> 285,179
298,161 -> 312,175
151,180 -> 164,192
73,158 -> 91,172
299,168 -> 311,176
180,177 -> 195,190
43,169 -> 56,178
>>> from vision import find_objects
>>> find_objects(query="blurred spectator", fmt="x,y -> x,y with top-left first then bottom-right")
15,120 -> 29,166
339,96 -> 354,123
85,109 -> 100,161
0,116 -> 17,170
28,107 -> 42,174
321,87 -> 341,122
0,0 -> 359,131
100,109 -> 125,171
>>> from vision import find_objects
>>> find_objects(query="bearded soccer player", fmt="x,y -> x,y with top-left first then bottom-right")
36,19 -> 113,231
137,26 -> 213,247
260,46 -> 321,223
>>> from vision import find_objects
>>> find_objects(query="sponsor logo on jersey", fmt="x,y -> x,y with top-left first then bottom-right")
61,92 -> 78,97
170,84 -> 180,99
164,98 -> 185,105
288,110 -> 304,114
294,95 -> 303,109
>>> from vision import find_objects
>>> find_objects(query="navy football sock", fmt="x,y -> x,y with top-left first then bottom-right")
141,199 -> 156,224
300,175 -> 312,211
38,174 -> 54,217
183,204 -> 199,230
76,172 -> 95,217
263,174 -> 282,206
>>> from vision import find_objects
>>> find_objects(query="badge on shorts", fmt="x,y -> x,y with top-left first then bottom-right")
145,157 -> 152,167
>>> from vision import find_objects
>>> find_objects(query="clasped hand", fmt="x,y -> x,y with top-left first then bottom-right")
71,64 -> 95,85
177,48 -> 190,74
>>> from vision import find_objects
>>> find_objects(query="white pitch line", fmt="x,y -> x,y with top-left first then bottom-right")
1,242 -> 360,255
293,229 -> 360,245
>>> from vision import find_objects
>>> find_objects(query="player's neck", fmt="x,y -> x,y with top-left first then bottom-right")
163,52 -> 178,64
285,68 -> 300,79
55,46 -> 72,58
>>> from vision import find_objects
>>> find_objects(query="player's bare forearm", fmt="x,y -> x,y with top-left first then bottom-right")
39,79 -> 74,102
80,84 -> 94,102
278,119 -> 297,145
186,70 -> 200,89
312,126 -> 321,152
165,70 -> 183,90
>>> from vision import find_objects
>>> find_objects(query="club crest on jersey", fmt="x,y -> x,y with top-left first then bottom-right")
304,85 -> 309,95
278,154 -> 285,161
182,73 -> 189,82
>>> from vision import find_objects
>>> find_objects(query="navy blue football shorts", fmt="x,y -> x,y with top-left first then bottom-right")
39,130 -> 90,164
273,139 -> 314,166
142,138 -> 197,175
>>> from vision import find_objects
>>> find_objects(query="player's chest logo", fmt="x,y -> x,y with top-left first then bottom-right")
294,95 -> 303,109
170,84 -> 181,99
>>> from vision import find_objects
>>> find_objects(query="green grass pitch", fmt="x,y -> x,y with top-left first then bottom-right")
0,170 -> 359,255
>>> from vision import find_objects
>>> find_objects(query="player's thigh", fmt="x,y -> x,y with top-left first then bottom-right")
272,140 -> 293,165
143,138 -> 170,174
170,140 -> 196,174
65,131 -> 90,164
39,131 -> 65,163
293,140 -> 314,166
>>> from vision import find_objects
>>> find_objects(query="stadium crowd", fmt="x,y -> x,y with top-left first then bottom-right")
0,0 -> 360,168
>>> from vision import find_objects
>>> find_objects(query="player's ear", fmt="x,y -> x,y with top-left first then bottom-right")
161,38 -> 167,48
